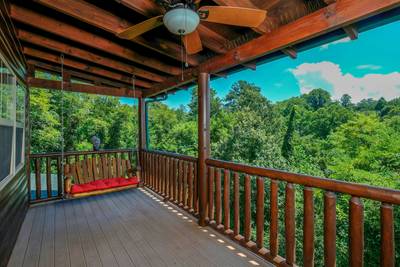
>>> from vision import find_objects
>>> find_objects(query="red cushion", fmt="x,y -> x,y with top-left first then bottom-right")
70,177 -> 139,194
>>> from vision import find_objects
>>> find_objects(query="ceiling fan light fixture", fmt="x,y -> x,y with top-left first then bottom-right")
163,8 -> 200,35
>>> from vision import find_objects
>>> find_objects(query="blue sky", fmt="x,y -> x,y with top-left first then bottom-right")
121,20 -> 400,108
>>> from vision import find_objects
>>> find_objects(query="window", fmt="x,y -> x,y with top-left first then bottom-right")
0,54 -> 26,187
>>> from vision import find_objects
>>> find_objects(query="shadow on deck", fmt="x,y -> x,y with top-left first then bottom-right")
8,188 -> 272,267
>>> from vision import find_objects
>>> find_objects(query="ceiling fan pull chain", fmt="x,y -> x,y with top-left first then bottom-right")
181,36 -> 185,81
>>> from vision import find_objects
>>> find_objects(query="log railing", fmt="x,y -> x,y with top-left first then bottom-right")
141,149 -> 199,215
205,158 -> 400,267
28,149 -> 136,203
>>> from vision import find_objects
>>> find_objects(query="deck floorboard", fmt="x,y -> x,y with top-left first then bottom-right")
9,188 -> 273,267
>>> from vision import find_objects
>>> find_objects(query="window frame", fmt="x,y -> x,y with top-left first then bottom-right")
0,52 -> 26,190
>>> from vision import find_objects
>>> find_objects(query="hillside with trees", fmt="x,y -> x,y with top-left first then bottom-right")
30,80 -> 400,266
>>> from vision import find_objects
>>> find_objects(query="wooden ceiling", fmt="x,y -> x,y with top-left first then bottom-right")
7,0 -> 400,98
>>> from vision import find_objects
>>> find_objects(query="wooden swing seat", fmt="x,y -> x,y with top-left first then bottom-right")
64,155 -> 140,199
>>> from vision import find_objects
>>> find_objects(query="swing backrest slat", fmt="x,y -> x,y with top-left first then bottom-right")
65,155 -> 133,185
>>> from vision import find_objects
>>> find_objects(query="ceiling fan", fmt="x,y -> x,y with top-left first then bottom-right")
117,0 -> 267,55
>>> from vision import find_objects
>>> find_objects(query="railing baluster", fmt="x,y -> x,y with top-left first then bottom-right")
35,158 -> 41,200
244,174 -> 251,243
173,158 -> 178,201
161,156 -> 165,196
57,156 -> 62,197
208,167 -> 215,223
165,157 -> 170,199
270,179 -> 279,258
169,157 -> 174,200
193,163 -> 198,214
188,162 -> 194,211
156,154 -> 160,192
164,156 -> 168,196
256,177 -> 264,249
215,168 -> 222,228
178,160 -> 183,205
233,172 -> 240,237
303,187 -> 314,267
285,183 -> 296,266
223,169 -> 231,234
46,157 -> 52,198
324,191 -> 337,267
183,162 -> 189,209
349,196 -> 364,267
380,203 -> 394,267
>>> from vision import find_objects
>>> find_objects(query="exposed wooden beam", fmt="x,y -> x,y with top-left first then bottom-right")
10,5 -> 180,75
241,61 -> 257,71
28,77 -> 142,98
34,0 -> 202,66
117,0 -> 164,17
343,25 -> 358,40
147,0 -> 400,97
28,60 -> 137,89
17,29 -> 164,83
119,0 -> 229,54
23,46 -> 153,89
282,47 -> 297,59
212,72 -> 228,78
144,69 -> 197,97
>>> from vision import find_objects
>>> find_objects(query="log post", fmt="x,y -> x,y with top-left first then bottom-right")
198,72 -> 210,226
138,97 -> 146,181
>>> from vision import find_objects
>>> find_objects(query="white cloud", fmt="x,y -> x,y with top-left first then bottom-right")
290,61 -> 400,102
356,64 -> 382,70
320,37 -> 351,50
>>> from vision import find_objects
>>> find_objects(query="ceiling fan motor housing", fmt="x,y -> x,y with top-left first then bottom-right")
163,8 -> 200,35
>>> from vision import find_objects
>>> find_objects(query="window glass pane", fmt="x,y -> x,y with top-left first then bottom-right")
0,58 -> 14,181
15,127 -> 23,167
15,83 -> 25,168
16,83 -> 25,123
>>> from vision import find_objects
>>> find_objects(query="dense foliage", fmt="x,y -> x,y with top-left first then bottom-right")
30,80 -> 400,266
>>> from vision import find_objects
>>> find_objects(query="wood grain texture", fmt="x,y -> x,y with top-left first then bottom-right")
0,169 -> 29,267
8,189 -> 273,267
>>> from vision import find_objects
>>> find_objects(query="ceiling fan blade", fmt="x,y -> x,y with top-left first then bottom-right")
183,30 -> 203,55
117,15 -> 164,40
198,6 -> 266,27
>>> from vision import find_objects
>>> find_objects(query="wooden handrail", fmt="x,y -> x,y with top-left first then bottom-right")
142,149 -> 197,163
30,148 -> 136,158
206,158 -> 400,205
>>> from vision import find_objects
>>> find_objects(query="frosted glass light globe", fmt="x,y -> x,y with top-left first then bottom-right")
163,8 -> 200,35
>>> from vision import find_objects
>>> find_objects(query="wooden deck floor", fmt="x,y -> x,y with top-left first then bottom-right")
8,188 -> 272,267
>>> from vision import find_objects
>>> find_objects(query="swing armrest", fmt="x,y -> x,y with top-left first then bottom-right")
127,166 -> 139,177
64,176 -> 73,194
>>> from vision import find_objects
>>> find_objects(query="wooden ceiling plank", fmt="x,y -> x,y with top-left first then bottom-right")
10,5 -> 180,75
23,46 -> 153,89
146,0 -> 400,97
27,60 -> 135,89
28,77 -> 143,98
212,0 -> 269,33
120,0 -> 229,54
35,0 -> 202,66
18,29 -> 165,82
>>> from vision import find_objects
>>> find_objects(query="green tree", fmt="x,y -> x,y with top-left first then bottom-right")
304,88 -> 331,110
282,107 -> 296,159
340,94 -> 352,108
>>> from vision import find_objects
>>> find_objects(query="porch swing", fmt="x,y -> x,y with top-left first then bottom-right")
58,54 -> 141,199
